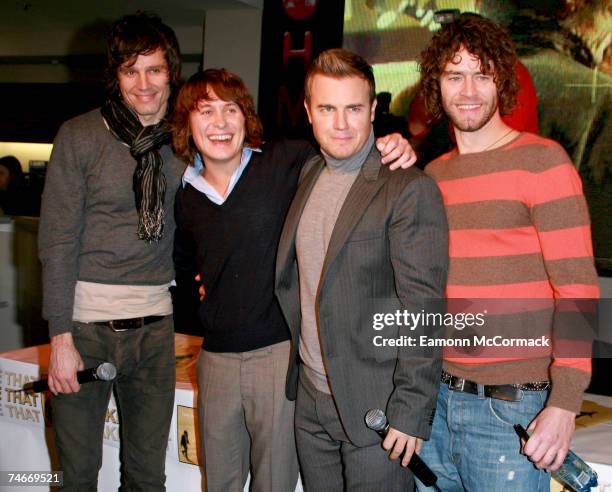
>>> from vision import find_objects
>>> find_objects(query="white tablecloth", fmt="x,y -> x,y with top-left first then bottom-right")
1,337 -> 609,491
0,334 -> 302,492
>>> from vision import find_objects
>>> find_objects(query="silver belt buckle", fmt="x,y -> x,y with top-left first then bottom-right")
108,320 -> 129,332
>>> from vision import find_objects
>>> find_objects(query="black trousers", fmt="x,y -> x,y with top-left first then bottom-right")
52,317 -> 175,491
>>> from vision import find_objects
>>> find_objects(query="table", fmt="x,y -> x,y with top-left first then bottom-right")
563,393 -> 612,491
1,336 -> 609,491
0,334 -> 203,491
0,334 -> 304,491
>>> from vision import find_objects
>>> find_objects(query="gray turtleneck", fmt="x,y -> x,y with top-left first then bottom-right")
296,129 -> 375,393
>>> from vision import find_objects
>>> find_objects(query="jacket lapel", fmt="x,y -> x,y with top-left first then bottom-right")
319,146 -> 388,283
275,154 -> 325,288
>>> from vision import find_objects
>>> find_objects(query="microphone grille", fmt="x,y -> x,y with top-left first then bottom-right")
365,408 -> 387,431
96,363 -> 117,381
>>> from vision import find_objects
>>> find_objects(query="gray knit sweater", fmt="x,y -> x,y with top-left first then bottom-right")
38,109 -> 185,337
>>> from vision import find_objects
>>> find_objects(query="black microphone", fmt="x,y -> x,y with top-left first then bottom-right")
365,408 -> 439,488
22,362 -> 117,394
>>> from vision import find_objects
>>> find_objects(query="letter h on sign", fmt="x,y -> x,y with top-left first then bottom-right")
282,31 -> 312,70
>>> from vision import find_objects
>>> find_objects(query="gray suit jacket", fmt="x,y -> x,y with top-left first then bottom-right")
275,145 -> 448,446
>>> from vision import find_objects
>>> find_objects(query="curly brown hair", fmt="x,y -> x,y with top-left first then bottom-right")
419,13 -> 519,120
170,69 -> 264,165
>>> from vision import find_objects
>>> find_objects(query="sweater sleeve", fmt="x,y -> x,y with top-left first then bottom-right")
529,143 -> 599,413
173,187 -> 198,282
286,139 -> 319,184
172,188 -> 201,331
283,138 -> 317,171
38,122 -> 86,337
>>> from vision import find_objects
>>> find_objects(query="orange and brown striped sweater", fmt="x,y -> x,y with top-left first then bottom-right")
426,132 -> 599,413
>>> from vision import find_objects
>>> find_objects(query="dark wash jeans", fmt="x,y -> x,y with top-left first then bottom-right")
52,316 -> 176,491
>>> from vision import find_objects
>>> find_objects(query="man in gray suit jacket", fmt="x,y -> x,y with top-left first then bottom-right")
275,48 -> 449,491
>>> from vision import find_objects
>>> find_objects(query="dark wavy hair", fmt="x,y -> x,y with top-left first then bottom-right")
305,48 -> 376,104
419,13 -> 519,119
170,69 -> 264,165
105,11 -> 181,99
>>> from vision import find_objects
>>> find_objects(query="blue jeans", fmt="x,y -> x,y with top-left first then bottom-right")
416,383 -> 550,492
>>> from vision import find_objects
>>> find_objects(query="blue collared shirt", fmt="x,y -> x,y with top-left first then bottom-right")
181,147 -> 261,205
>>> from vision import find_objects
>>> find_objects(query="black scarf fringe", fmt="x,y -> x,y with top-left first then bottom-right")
101,98 -> 170,242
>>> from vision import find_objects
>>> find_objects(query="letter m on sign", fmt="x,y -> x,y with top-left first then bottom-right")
277,85 -> 305,128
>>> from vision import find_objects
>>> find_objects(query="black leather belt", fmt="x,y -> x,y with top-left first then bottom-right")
93,315 -> 165,332
441,371 -> 550,402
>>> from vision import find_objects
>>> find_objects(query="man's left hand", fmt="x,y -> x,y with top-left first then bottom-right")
382,427 -> 423,467
523,406 -> 576,472
376,133 -> 417,169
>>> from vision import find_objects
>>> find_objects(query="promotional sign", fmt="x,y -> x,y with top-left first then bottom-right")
258,0 -> 345,139
0,358 -> 44,428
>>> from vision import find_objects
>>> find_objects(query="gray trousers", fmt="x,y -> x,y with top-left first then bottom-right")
295,369 -> 414,492
52,317 -> 176,491
197,340 -> 298,492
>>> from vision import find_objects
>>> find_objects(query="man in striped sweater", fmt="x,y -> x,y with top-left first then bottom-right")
415,14 -> 599,491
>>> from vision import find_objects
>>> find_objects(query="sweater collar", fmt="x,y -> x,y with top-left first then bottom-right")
322,127 -> 375,174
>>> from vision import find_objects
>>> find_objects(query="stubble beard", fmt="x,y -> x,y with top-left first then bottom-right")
444,98 -> 499,133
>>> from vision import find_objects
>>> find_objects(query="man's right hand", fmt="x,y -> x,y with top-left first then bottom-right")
48,332 -> 84,395
382,427 -> 422,467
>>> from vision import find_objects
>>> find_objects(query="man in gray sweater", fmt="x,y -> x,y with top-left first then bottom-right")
38,13 -> 184,490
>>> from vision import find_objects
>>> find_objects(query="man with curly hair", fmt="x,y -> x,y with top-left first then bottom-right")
416,13 -> 599,491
